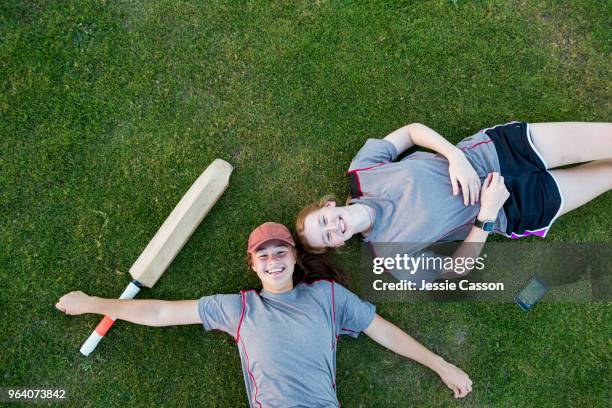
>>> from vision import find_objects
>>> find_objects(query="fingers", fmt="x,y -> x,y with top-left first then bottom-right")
442,365 -> 473,398
495,174 -> 506,192
451,175 -> 459,196
467,171 -> 482,204
461,375 -> 473,397
461,179 -> 469,205
56,293 -> 71,313
55,302 -> 66,313
461,381 -> 472,397
470,179 -> 477,205
451,383 -> 470,399
491,172 -> 500,186
482,173 -> 493,190
474,177 -> 481,202
483,172 -> 501,190
460,176 -> 484,205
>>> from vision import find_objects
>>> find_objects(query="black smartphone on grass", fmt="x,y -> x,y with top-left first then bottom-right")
515,276 -> 549,311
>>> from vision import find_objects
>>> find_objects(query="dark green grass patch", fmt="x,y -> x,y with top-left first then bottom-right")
1,0 -> 610,406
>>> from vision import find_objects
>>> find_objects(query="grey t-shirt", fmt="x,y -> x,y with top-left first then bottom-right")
348,132 -> 507,283
198,280 -> 376,408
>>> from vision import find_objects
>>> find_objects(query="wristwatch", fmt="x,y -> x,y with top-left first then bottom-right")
474,218 -> 495,232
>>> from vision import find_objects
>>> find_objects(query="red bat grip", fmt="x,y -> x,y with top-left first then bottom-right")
94,316 -> 116,336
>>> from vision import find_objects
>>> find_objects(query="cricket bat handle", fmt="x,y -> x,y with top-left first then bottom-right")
79,280 -> 143,356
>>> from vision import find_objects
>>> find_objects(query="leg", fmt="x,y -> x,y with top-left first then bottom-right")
529,122 -> 612,168
550,159 -> 612,217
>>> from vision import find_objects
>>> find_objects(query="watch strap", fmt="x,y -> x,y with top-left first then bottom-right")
474,218 -> 495,232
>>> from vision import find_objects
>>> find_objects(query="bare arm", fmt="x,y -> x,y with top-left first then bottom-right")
440,172 -> 510,278
364,314 -> 472,398
384,123 -> 459,158
385,123 -> 482,205
56,291 -> 201,327
439,226 -> 490,279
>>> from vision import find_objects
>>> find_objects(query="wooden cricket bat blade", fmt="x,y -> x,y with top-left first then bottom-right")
130,158 -> 233,287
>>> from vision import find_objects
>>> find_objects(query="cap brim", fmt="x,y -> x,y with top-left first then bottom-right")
248,238 -> 295,254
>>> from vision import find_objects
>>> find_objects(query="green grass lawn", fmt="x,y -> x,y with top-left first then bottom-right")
1,0 -> 610,406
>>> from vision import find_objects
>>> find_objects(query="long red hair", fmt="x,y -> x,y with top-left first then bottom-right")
295,194 -> 338,254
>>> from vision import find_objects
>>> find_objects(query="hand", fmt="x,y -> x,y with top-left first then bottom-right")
56,291 -> 94,315
478,172 -> 510,221
448,149 -> 481,206
437,360 -> 473,398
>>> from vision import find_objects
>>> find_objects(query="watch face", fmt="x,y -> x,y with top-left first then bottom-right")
483,222 -> 495,232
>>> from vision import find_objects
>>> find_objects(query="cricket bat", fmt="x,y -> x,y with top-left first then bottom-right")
80,159 -> 233,356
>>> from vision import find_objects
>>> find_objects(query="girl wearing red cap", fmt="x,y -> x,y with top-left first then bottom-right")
57,222 -> 472,407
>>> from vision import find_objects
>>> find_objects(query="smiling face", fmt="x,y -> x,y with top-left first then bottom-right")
302,201 -> 355,250
250,240 -> 297,293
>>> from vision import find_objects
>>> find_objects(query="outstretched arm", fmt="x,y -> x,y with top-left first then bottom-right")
55,291 -> 200,327
385,123 -> 481,205
364,314 -> 472,399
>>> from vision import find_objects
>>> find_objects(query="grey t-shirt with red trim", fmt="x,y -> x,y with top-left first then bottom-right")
198,280 -> 376,408
348,132 -> 508,283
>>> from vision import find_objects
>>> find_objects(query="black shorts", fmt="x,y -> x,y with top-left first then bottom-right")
484,122 -> 563,238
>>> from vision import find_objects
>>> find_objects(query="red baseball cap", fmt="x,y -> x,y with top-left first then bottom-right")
247,222 -> 295,254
